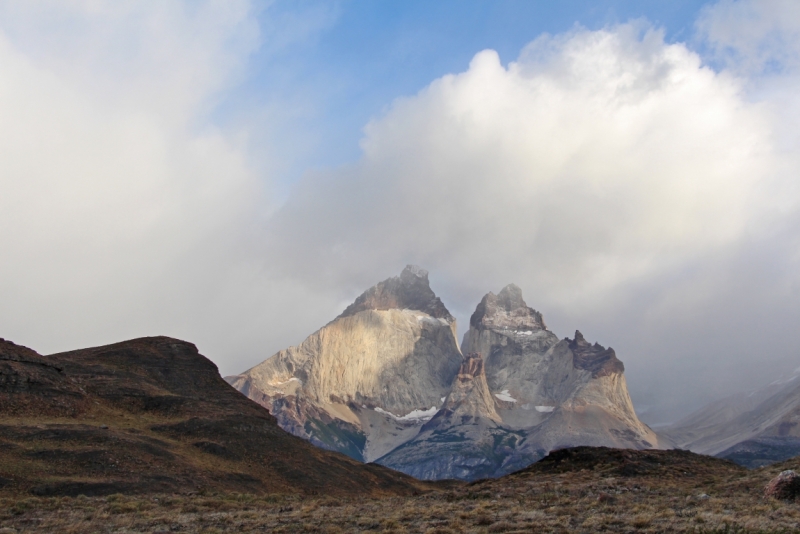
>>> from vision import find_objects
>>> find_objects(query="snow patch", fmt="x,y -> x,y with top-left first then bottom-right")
374,406 -> 438,422
440,397 -> 446,403
495,390 -> 517,403
517,331 -> 533,336
535,405 -> 555,413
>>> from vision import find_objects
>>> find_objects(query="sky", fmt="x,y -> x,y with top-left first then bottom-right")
1,0 -> 799,424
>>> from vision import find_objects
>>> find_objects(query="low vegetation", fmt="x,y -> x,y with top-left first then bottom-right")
2,447 -> 800,533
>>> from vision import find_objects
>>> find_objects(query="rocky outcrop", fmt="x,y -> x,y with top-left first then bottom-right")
765,470 -> 800,501
569,331 -> 625,378
227,265 -> 463,462
438,354 -> 502,425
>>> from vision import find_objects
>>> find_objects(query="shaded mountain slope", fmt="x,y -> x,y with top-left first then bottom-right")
0,337 -> 427,497
378,285 -> 661,480
377,354 -> 526,481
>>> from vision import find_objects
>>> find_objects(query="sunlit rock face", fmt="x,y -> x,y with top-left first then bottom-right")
226,266 -> 464,462
228,273 -> 662,480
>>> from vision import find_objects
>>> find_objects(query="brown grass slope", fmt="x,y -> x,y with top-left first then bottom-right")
0,336 -> 428,498
3,446 -> 800,532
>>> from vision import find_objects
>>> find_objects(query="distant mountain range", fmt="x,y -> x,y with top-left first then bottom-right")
664,367 -> 800,468
227,265 -> 665,480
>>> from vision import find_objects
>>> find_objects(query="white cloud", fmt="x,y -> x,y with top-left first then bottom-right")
263,21 -> 800,422
0,1 -> 342,372
268,23 -> 778,308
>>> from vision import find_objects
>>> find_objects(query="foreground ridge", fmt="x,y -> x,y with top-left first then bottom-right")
3,445 -> 800,532
0,336 -> 426,497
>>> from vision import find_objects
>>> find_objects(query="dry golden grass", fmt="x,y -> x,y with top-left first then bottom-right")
1,455 -> 800,533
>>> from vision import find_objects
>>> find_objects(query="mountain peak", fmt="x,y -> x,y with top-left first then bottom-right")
568,332 -> 624,378
496,284 -> 526,310
402,264 -> 428,279
338,265 -> 453,321
469,284 -> 546,330
573,330 -> 587,345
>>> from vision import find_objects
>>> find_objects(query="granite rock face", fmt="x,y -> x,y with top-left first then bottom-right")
378,285 -> 660,480
377,354 -> 527,480
228,274 -> 661,480
227,266 -> 463,462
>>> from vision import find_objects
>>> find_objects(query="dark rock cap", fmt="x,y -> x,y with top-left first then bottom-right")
338,265 -> 454,321
469,284 -> 546,330
568,330 -> 625,378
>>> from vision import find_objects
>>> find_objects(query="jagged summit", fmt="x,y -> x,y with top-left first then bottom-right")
568,330 -> 625,378
338,265 -> 453,321
469,283 -> 546,330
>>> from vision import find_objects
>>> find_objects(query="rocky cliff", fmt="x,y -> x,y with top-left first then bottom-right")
229,275 -> 661,481
377,284 -> 660,480
227,266 -> 464,462
377,354 -> 526,480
